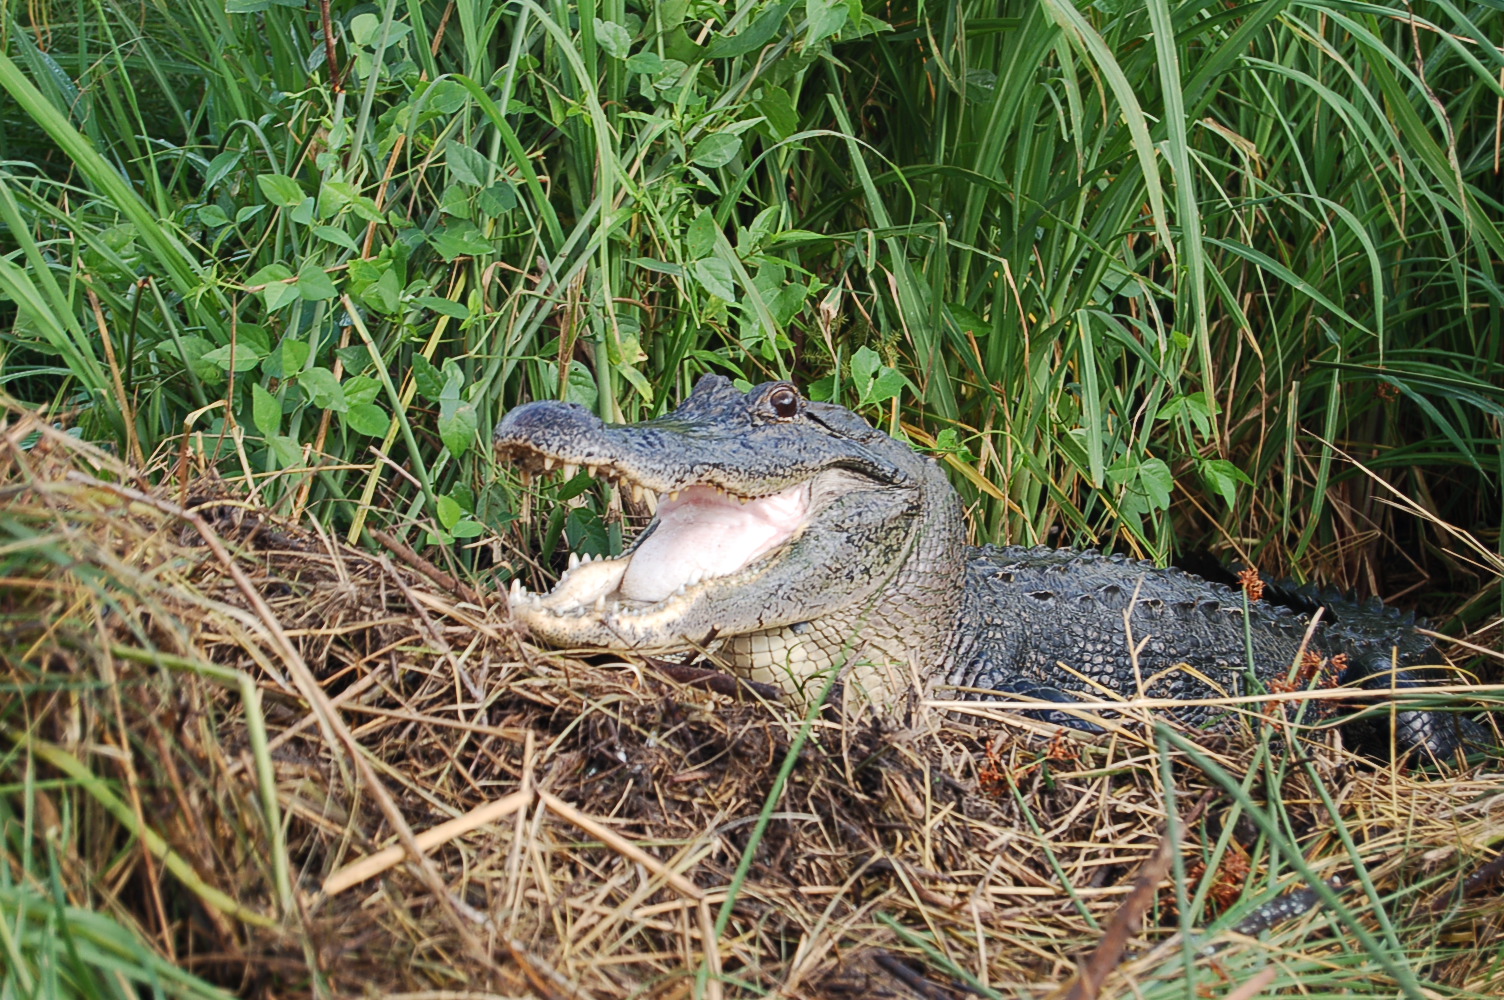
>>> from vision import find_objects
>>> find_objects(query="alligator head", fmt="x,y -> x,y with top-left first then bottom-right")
493,375 -> 968,703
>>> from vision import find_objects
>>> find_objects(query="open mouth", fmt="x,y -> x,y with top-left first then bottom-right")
499,446 -> 813,626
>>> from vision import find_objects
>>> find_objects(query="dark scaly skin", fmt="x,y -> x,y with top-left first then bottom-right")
950,547 -> 1457,751
495,376 -> 1468,756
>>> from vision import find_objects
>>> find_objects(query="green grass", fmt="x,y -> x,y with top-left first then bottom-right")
0,804 -> 238,1000
0,0 -> 1502,994
0,0 -> 1497,578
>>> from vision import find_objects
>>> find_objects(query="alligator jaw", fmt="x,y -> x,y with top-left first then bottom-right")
497,447 -> 793,508
496,439 -> 828,651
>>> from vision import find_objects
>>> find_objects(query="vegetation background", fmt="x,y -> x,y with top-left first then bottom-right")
2,0 -> 1501,594
1,0 -> 1502,995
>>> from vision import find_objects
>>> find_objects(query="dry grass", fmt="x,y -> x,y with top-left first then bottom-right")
2,406 -> 1503,999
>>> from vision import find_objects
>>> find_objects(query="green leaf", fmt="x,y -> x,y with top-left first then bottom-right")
249,263 -> 298,311
261,338 -> 310,379
706,0 -> 797,58
412,354 -> 445,402
174,336 -> 223,383
1108,455 -> 1174,511
691,133 -> 742,169
476,183 -> 517,216
318,179 -> 384,222
342,375 -> 382,406
346,257 -> 380,295
616,363 -> 654,404
246,261 -> 290,284
593,18 -> 632,58
202,149 -> 242,188
851,346 -> 906,408
1156,392 -> 1213,439
344,403 -> 390,437
335,345 -> 372,372
806,374 -> 835,401
541,359 -> 599,409
197,204 -> 231,227
257,173 -> 304,208
415,295 -> 470,319
349,12 -> 382,45
265,284 -> 300,312
295,260 -> 338,301
869,368 -> 906,405
360,267 -> 402,314
687,210 -> 718,259
200,341 -> 266,373
963,68 -> 997,103
251,382 -> 281,436
438,397 -> 478,456
625,51 -> 664,75
850,345 -> 879,389
947,303 -> 988,338
440,360 -> 464,401
627,256 -> 685,277
289,197 -> 315,225
240,324 -> 272,354
566,360 -> 598,408
420,78 -> 469,115
933,427 -> 976,462
266,433 -> 304,468
429,222 -> 492,261
437,494 -> 464,530
1199,458 -> 1253,510
1138,459 -> 1174,510
445,139 -> 490,187
754,84 -> 798,141
312,224 -> 360,251
805,0 -> 847,43
299,366 -> 347,412
691,258 -> 736,302
449,519 -> 485,539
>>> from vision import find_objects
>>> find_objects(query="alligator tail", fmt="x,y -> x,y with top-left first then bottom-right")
1255,577 -> 1435,666
1173,551 -> 1436,667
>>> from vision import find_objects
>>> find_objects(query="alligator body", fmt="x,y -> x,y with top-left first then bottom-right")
494,376 -> 1465,756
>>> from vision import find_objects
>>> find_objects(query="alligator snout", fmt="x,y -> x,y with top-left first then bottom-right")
493,399 -> 604,469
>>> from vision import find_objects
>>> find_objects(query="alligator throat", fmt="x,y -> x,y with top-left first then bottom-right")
509,478 -> 813,615
622,484 -> 808,599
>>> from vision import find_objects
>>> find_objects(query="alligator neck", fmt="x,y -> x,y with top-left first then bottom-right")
714,456 -> 970,703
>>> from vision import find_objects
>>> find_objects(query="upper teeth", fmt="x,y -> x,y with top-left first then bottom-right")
521,455 -> 767,508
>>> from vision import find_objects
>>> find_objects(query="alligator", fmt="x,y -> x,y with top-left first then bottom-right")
493,375 -> 1471,757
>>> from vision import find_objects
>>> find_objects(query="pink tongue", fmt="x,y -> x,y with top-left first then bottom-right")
617,486 -> 805,602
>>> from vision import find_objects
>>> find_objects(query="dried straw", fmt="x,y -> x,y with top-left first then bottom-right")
2,405 -> 1502,999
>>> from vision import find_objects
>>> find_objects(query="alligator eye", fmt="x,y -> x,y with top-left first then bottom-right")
768,385 -> 801,419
